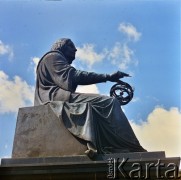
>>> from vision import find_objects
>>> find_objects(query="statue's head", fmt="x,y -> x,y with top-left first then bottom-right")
51,38 -> 77,64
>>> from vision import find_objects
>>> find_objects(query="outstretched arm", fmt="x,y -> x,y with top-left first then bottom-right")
73,70 -> 107,85
72,70 -> 130,86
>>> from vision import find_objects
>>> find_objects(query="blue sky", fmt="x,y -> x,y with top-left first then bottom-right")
0,0 -> 180,160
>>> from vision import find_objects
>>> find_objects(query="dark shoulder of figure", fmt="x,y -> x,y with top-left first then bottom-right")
45,51 -> 66,62
37,51 -> 65,70
46,50 -> 64,58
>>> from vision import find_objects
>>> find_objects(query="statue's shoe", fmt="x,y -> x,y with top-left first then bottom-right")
85,149 -> 97,159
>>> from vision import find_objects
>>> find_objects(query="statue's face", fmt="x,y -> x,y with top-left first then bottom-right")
63,40 -> 77,64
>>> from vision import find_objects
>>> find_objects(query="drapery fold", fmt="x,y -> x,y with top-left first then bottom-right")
48,94 -> 146,154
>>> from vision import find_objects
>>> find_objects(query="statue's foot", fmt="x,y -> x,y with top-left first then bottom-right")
85,149 -> 96,159
85,142 -> 97,159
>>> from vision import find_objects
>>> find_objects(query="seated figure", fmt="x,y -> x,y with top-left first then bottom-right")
34,38 -> 146,157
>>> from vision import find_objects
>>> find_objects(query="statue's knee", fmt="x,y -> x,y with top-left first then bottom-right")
111,97 -> 121,105
103,96 -> 120,104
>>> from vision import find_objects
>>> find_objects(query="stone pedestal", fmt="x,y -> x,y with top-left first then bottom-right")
0,152 -> 180,180
2,105 -> 180,179
12,104 -> 87,158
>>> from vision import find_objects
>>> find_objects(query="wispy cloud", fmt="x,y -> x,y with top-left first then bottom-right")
130,107 -> 181,157
0,71 -> 34,113
118,22 -> 141,42
107,42 -> 138,71
0,40 -> 14,60
76,44 -> 106,68
76,42 -> 138,71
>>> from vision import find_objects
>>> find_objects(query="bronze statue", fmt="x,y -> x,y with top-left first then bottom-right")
34,38 -> 146,157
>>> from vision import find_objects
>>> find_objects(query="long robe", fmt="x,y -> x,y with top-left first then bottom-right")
34,50 -> 146,153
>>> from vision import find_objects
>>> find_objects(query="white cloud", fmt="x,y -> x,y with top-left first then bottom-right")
76,84 -> 99,94
130,107 -> 181,157
108,42 -> 122,61
73,22 -> 141,71
31,57 -> 40,77
76,42 -> 138,71
118,23 -> 141,42
0,40 -> 14,59
0,71 -> 34,113
108,42 -> 138,71
75,22 -> 141,70
76,44 -> 106,68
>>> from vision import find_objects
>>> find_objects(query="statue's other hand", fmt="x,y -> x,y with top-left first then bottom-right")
106,71 -> 129,82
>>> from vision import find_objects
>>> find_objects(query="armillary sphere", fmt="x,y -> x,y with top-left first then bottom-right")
110,80 -> 134,105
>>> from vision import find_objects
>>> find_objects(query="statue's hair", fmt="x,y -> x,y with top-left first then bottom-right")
51,38 -> 71,51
